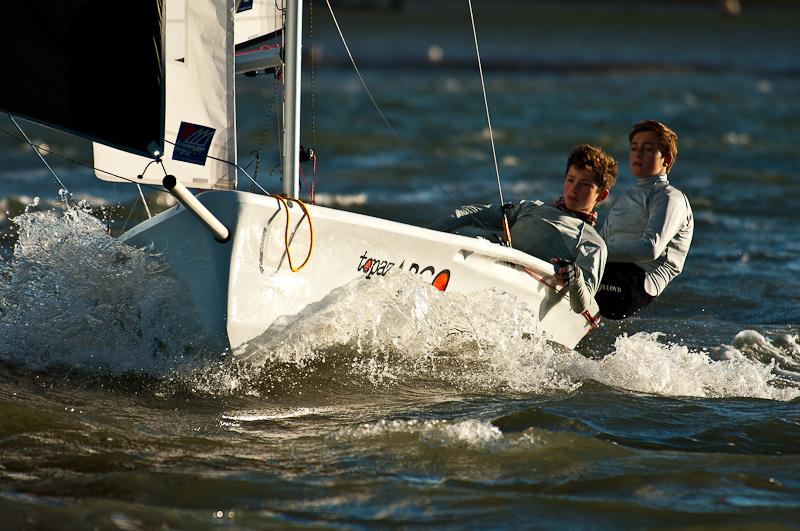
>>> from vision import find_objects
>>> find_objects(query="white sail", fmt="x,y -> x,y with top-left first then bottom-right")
94,0 -> 237,190
235,0 -> 284,46
235,0 -> 285,75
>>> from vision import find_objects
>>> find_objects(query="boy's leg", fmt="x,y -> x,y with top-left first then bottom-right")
595,263 -> 654,320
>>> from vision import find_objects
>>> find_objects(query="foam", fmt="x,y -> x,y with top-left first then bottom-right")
333,419 -> 503,449
233,270 -> 583,394
590,332 -> 799,401
2,207 -> 797,402
0,207 -> 211,374
234,272 -> 798,401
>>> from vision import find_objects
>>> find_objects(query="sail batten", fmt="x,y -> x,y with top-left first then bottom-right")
0,1 -> 166,158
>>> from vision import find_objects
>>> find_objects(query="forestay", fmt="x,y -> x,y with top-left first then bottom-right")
94,0 -> 237,190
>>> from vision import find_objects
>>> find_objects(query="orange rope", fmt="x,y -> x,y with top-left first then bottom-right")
272,194 -> 314,272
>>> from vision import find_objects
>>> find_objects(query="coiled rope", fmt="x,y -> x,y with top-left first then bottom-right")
271,194 -> 314,272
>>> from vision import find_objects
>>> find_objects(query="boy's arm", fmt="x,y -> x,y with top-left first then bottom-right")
607,190 -> 688,262
429,203 -> 507,233
562,236 -> 606,313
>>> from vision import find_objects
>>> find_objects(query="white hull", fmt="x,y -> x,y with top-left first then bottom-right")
122,191 -> 599,353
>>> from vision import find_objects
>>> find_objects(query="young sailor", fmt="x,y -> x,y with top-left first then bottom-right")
596,120 -> 694,319
431,144 -> 617,314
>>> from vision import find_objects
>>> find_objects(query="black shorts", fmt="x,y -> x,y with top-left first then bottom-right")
595,262 -> 655,320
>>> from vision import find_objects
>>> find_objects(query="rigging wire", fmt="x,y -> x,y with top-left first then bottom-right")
0,123 -> 265,225
162,138 -> 270,195
466,0 -> 503,205
3,4 -> 510,241
0,124 -> 167,195
225,102 -> 317,275
252,81 -> 278,190
249,5 -> 284,192
325,0 -> 511,241
466,0 -> 512,246
7,115 -> 74,205
132,158 -> 173,220
323,0 -> 436,183
322,0 -> 507,238
1,120 -> 165,231
137,184 -> 152,219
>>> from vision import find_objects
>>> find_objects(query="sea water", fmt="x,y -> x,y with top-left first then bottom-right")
1,3 -> 799,529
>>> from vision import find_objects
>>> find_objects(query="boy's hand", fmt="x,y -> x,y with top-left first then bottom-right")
550,258 -> 577,286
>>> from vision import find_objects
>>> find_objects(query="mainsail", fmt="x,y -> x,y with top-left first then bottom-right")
0,1 -> 165,158
94,0 -> 239,190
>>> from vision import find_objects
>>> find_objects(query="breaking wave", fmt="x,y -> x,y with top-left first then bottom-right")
231,272 -> 799,401
591,331 -> 799,401
0,206 -> 212,374
1,206 -> 797,402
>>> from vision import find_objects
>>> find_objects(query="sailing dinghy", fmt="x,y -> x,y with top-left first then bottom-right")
1,0 -> 600,355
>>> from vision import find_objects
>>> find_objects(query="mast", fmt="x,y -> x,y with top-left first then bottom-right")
282,0 -> 303,198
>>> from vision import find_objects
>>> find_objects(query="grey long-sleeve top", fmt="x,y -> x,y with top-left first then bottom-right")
600,175 -> 694,296
431,200 -> 606,314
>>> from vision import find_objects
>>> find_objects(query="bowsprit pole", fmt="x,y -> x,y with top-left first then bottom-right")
162,175 -> 229,243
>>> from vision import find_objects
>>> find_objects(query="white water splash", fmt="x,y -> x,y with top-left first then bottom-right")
720,329 -> 800,363
333,419 -> 503,449
3,208 -> 795,402
234,271 -> 581,393
233,272 -> 798,401
0,207 -> 211,374
585,332 -> 799,401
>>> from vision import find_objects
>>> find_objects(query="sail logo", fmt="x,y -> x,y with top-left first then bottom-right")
357,252 -> 451,291
172,122 -> 216,165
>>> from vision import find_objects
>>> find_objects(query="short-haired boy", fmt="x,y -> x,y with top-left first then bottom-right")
432,144 -> 617,314
596,120 -> 694,319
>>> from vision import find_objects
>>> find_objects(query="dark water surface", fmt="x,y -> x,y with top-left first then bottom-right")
2,3 -> 800,529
